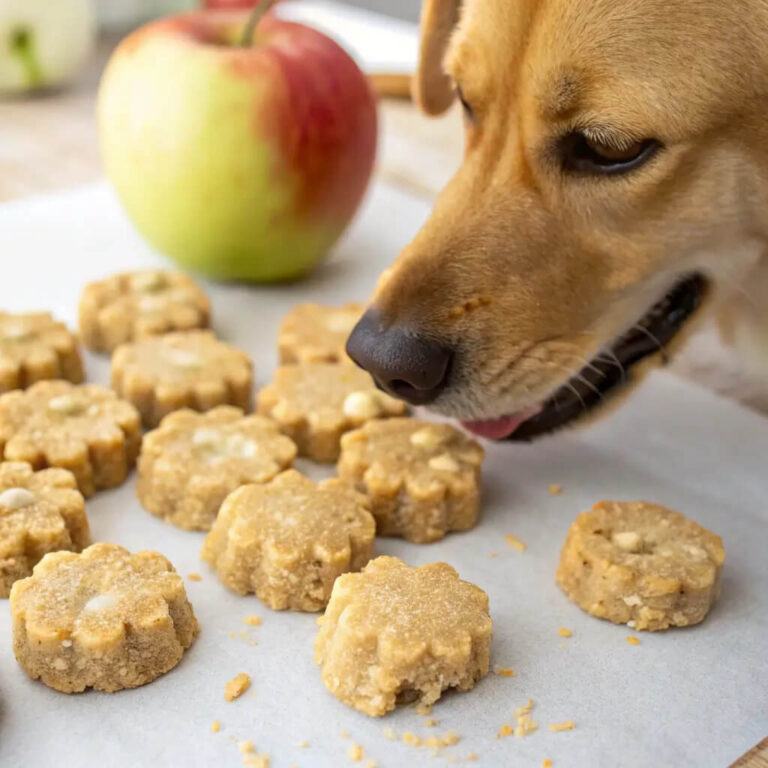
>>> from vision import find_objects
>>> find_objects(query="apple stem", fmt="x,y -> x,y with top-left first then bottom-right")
241,0 -> 278,47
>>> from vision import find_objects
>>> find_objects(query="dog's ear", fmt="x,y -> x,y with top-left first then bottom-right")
413,0 -> 461,115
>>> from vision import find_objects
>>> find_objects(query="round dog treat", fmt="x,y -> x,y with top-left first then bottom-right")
10,542 -> 198,693
0,311 -> 84,393
338,419 -> 484,543
0,462 -> 90,597
278,302 -> 364,364
0,381 -> 141,497
79,269 -> 211,353
556,501 -> 725,631
111,330 -> 253,427
314,555 -> 492,716
201,469 -> 375,611
257,363 -> 406,462
137,406 -> 297,531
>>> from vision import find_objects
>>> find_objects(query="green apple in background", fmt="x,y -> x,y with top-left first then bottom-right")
0,0 -> 95,93
98,6 -> 377,282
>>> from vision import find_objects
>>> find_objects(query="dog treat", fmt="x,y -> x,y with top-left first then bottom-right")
314,556 -> 492,716
0,462 -> 90,597
202,470 -> 375,611
257,363 -> 406,462
111,330 -> 253,427
0,381 -> 141,497
78,270 -> 211,353
137,406 -> 296,531
0,311 -> 84,393
338,419 -> 484,543
556,500 -> 725,631
10,542 -> 198,692
278,302 -> 363,364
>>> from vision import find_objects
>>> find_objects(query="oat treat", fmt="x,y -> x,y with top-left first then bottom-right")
556,501 -> 725,631
257,363 -> 406,462
137,406 -> 297,531
0,311 -> 84,393
202,470 -> 375,611
0,462 -> 90,597
111,330 -> 253,427
278,302 -> 363,364
338,419 -> 484,543
0,381 -> 141,497
79,270 -> 211,353
314,556 -> 492,716
10,542 -> 198,692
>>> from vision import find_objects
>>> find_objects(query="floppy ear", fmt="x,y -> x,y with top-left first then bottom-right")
413,0 -> 461,115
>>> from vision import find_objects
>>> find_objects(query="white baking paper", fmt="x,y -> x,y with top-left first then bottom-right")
0,182 -> 766,768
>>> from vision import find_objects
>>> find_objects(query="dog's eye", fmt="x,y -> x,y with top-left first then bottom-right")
562,133 -> 660,175
456,86 -> 474,121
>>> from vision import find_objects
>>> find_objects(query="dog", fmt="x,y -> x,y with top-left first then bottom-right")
347,0 -> 768,441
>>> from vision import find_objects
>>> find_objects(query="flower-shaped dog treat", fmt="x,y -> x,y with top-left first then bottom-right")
257,363 -> 406,462
0,381 -> 141,497
202,470 -> 375,611
10,543 -> 199,692
0,311 -> 84,393
0,462 -> 90,597
278,302 -> 364,364
557,501 -> 725,631
338,419 -> 484,543
111,330 -> 253,427
315,556 -> 492,716
138,407 -> 297,531
79,270 -> 211,353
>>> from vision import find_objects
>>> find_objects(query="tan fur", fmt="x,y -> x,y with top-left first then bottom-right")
369,0 -> 768,423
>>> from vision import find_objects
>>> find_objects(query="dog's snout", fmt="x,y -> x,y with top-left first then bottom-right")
346,308 -> 452,405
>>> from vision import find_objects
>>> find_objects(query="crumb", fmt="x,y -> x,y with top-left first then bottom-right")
242,756 -> 270,768
505,534 -> 527,552
497,724 -> 513,738
225,673 -> 251,701
442,732 -> 460,746
348,743 -> 364,762
467,755 -> 478,762
543,760 -> 554,768
548,721 -> 575,732
229,631 -> 237,639
424,718 -> 438,727
382,728 -> 397,741
243,614 -> 262,626
211,720 -> 221,733
238,740 -> 255,754
514,699 -> 533,717
557,627 -> 573,638
494,666 -> 516,677
187,572 -> 202,581
489,552 -> 498,558
298,741 -> 309,748
548,484 -> 563,495
416,702 -> 432,715
626,635 -> 640,646
364,760 -> 377,768
515,713 -> 538,737
402,733 -> 422,746
341,730 -> 350,739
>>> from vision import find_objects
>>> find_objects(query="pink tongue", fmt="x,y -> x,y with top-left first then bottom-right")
462,406 -> 541,440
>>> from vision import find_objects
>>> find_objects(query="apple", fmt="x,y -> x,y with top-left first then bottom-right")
204,0 -> 258,8
98,7 -> 377,282
0,0 -> 95,93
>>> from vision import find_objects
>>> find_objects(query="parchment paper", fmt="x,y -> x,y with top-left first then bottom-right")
0,182 -> 766,768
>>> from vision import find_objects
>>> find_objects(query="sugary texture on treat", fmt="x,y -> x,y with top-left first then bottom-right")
0,311 -> 84,394
0,381 -> 141,497
111,330 -> 253,427
0,462 -> 90,597
202,469 -> 375,611
338,419 -> 484,543
78,270 -> 211,353
314,556 -> 492,716
278,302 -> 364,364
556,500 -> 725,631
137,406 -> 297,531
257,363 -> 407,462
10,542 -> 198,692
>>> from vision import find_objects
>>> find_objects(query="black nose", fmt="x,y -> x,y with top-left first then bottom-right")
346,308 -> 452,405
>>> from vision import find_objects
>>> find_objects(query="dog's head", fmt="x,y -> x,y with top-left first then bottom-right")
348,0 -> 768,440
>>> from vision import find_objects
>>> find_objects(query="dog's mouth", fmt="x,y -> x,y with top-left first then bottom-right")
462,274 -> 707,442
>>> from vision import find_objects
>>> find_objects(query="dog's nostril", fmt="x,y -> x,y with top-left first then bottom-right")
346,308 -> 453,406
